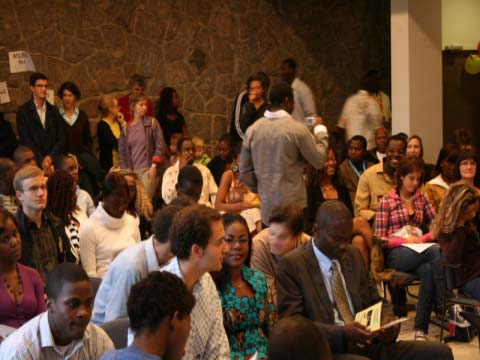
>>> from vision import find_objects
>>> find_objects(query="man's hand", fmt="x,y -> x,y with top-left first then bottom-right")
372,317 -> 400,344
42,155 -> 53,176
344,322 -> 372,344
312,115 -> 324,127
149,166 -> 157,183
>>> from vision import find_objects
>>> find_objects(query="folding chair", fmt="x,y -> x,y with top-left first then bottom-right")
100,317 -> 129,349
440,263 -> 480,348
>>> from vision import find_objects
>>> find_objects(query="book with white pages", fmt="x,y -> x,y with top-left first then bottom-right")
401,242 -> 436,253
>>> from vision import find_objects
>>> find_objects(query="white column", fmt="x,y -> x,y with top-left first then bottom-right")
391,0 -> 443,163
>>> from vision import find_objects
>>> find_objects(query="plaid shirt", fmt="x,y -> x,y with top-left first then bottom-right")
374,189 -> 436,247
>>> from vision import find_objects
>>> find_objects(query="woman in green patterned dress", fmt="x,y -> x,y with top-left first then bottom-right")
213,214 -> 277,360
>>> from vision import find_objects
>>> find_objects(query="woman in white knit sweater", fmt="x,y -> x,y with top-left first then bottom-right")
79,172 -> 141,278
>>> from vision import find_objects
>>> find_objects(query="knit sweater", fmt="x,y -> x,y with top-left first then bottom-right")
79,203 -> 141,278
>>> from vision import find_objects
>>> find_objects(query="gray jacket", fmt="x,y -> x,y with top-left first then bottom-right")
239,111 -> 328,223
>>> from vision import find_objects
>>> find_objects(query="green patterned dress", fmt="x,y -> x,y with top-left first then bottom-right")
218,265 -> 277,360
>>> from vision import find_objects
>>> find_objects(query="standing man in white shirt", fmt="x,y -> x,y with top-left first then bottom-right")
0,263 -> 114,359
280,58 -> 317,123
162,204 -> 230,360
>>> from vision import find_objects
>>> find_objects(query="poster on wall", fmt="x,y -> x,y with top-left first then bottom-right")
46,89 -> 55,105
0,81 -> 11,104
8,51 -> 36,73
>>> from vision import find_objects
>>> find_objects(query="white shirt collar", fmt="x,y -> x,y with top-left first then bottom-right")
39,312 -> 88,354
428,174 -> 449,189
145,236 -> 162,272
311,239 -> 333,274
264,109 -> 291,119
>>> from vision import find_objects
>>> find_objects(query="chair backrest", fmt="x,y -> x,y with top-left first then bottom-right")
89,277 -> 102,299
100,317 -> 129,349
444,264 -> 460,292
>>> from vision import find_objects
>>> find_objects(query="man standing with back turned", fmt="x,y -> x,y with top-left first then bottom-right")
239,81 -> 328,225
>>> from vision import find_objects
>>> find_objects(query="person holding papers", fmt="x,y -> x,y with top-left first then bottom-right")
277,201 -> 453,359
374,156 -> 442,340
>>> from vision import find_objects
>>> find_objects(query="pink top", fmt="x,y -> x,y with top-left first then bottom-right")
0,263 -> 46,328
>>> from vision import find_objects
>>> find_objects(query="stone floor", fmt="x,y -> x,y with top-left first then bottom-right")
391,285 -> 479,359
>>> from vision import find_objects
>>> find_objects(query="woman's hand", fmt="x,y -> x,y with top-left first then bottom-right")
117,112 -> 126,126
406,236 -> 423,243
149,166 -> 157,182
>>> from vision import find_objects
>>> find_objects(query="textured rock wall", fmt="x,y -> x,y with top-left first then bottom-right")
0,0 -> 390,153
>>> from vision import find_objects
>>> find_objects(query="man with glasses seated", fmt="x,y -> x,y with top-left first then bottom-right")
14,165 -> 75,281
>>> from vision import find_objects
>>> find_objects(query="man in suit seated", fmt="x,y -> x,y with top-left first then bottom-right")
276,200 -> 453,360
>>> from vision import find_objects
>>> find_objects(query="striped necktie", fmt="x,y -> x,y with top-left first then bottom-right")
331,260 -> 354,324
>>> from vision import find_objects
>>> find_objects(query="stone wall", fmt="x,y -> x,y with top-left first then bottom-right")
0,0 -> 390,154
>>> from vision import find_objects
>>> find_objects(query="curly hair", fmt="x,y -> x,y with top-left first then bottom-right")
118,170 -> 153,221
169,204 -> 222,260
47,170 -> 78,224
430,183 -> 477,238
128,271 -> 195,335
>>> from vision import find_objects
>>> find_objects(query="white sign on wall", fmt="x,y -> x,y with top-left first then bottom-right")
0,81 -> 11,104
8,51 -> 36,73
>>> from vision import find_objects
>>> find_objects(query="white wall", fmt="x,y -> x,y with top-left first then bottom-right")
391,0 -> 443,164
443,0 -> 480,50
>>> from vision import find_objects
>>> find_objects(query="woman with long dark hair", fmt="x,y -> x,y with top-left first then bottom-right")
47,170 -> 88,264
306,148 -> 373,266
156,87 -> 189,147
213,214 -> 277,360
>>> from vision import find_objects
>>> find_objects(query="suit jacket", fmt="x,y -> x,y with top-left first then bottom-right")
276,241 -> 384,353
16,99 -> 64,164
338,159 -> 374,205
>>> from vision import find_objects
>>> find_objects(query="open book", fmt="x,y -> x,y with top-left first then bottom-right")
355,302 -> 409,331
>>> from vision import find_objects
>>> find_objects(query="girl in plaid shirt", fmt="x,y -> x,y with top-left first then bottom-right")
374,156 -> 442,341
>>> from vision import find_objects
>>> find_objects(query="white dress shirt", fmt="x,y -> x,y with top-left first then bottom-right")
161,161 -> 218,206
291,77 -> 317,123
0,312 -> 113,359
312,239 -> 355,325
34,100 -> 47,128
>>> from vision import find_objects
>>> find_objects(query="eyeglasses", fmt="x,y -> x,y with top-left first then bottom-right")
22,184 -> 47,192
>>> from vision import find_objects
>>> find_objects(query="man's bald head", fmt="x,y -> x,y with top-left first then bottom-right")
313,200 -> 353,259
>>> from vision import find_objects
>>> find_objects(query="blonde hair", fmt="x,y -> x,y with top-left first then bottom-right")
14,165 -> 44,192
98,95 -> 117,117
430,183 -> 477,238
192,136 -> 205,148
118,170 -> 153,221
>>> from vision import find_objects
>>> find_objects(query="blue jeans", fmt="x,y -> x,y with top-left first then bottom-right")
462,277 -> 480,300
386,245 -> 444,332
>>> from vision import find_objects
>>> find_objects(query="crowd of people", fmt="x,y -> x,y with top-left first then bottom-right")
0,57 -> 477,360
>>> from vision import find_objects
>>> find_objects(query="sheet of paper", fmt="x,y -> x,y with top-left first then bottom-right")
0,81 -> 10,104
355,301 -> 382,331
250,352 -> 258,360
381,317 -> 409,329
401,242 -> 436,254
8,51 -> 36,73
46,89 -> 55,105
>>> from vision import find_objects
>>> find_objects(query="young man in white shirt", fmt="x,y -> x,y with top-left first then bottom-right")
0,263 -> 113,359
162,204 -> 230,360
280,58 -> 317,123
